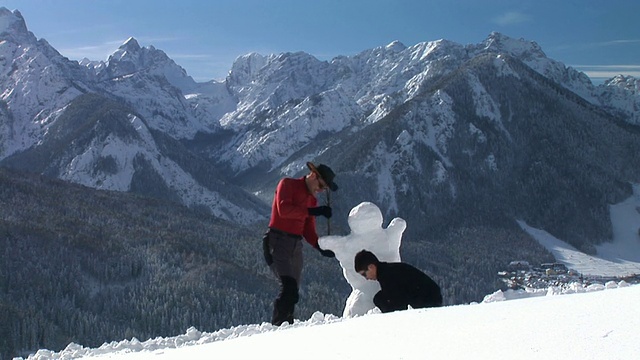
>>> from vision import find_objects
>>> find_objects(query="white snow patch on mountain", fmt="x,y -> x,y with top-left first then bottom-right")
600,183 -> 640,262
493,54 -> 521,78
422,90 -> 455,166
430,160 -> 448,185
468,123 -> 487,143
468,73 -> 512,141
519,183 -> 640,276
371,143 -> 399,214
60,135 -> 135,191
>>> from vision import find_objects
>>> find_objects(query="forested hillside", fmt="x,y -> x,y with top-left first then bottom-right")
0,168 -> 347,359
0,168 -> 560,359
0,165 -> 559,360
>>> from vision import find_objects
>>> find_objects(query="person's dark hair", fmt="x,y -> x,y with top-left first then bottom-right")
354,250 -> 379,272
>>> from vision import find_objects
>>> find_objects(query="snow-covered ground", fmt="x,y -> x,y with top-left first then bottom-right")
24,282 -> 639,360
20,191 -> 640,360
520,183 -> 640,277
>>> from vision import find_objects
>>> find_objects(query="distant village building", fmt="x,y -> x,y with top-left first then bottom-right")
507,261 -> 531,271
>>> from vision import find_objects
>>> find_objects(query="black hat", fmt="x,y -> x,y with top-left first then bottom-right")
307,162 -> 338,191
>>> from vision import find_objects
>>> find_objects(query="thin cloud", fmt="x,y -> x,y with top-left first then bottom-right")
599,39 -> 640,46
170,54 -> 212,60
571,64 -> 640,81
58,42 -> 121,61
135,35 -> 185,45
572,65 -> 640,70
552,39 -> 640,52
492,11 -> 532,26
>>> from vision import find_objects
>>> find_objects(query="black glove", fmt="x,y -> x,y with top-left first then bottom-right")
262,233 -> 273,266
317,246 -> 335,258
308,206 -> 332,218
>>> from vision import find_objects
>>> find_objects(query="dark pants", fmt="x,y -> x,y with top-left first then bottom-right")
263,228 -> 303,325
373,290 -> 442,313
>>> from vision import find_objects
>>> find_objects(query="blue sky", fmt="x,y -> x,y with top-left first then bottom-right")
3,0 -> 639,83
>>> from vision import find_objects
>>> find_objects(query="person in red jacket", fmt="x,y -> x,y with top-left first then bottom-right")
262,161 -> 338,326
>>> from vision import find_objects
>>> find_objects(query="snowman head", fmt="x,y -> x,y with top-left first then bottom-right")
348,202 -> 383,234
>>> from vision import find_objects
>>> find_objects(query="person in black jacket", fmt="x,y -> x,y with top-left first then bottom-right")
354,250 -> 443,313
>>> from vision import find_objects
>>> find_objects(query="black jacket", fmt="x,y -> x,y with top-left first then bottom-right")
374,262 -> 442,313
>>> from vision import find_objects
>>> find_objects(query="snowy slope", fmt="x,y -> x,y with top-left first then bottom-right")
24,284 -> 639,360
520,183 -> 640,277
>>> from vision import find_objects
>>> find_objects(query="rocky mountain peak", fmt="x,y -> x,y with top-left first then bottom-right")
0,8 -> 25,32
108,37 -> 153,65
101,36 -> 195,91
0,7 -> 35,43
478,31 -> 546,60
119,37 -> 142,54
604,75 -> 639,94
385,40 -> 407,52
227,52 -> 268,85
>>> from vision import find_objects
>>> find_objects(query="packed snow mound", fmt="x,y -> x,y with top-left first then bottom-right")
482,279 -> 631,302
26,312 -> 344,360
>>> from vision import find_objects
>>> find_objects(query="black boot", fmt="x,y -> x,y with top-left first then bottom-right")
271,276 -> 298,326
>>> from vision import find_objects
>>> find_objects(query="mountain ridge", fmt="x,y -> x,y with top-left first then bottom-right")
1,4 -> 639,265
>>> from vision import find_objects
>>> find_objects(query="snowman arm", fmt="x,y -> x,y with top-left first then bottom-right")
386,218 -> 406,248
318,235 -> 343,251
387,218 -> 406,234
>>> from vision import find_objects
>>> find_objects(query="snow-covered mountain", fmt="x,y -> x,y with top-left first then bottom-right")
211,31 -> 630,175
2,7 -> 638,223
0,8 -> 266,224
596,75 -> 640,125
0,8 -> 91,159
1,5 -> 640,303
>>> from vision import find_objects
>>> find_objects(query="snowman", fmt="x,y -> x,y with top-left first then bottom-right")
319,202 -> 406,317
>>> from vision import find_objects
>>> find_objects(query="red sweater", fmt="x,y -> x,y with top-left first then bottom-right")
268,177 -> 319,247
